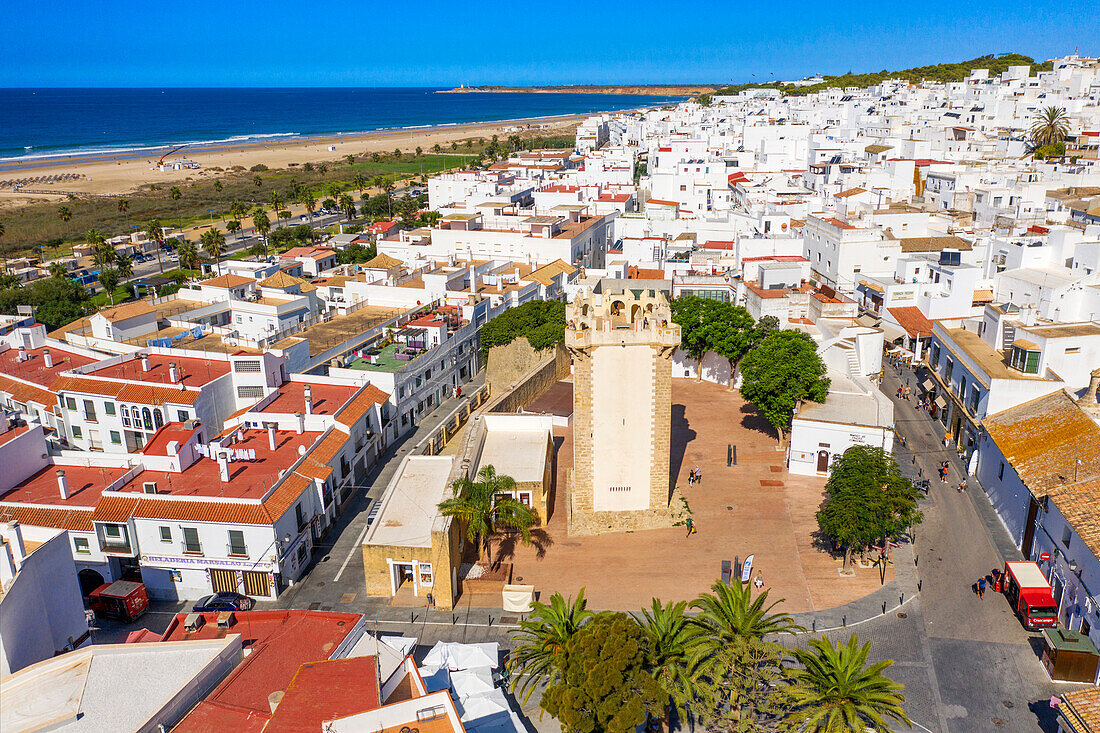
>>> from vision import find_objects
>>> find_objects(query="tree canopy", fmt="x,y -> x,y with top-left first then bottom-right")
541,612 -> 665,733
714,53 -> 1051,98
0,276 -> 91,331
479,299 -> 566,353
816,445 -> 922,570
670,295 -> 758,373
739,329 -> 829,444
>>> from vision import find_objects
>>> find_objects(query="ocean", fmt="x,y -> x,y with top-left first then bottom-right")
0,87 -> 684,161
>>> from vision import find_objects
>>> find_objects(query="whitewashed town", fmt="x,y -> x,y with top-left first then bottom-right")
2,52 -> 1100,732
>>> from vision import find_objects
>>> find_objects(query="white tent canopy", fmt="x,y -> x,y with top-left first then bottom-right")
421,641 -> 499,671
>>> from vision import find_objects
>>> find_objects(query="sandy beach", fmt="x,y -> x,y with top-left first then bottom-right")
0,112 -> 591,207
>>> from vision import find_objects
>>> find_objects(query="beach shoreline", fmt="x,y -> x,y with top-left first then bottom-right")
0,109 -> 603,205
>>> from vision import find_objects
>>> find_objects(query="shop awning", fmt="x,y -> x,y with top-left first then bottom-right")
935,396 -> 948,409
921,379 -> 935,392
880,322 -> 908,342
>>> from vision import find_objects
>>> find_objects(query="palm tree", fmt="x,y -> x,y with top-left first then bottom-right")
252,208 -> 271,255
345,154 -> 355,166
57,205 -> 73,255
117,198 -> 129,216
637,599 -> 706,730
145,218 -> 165,273
381,178 -> 396,218
507,590 -> 593,705
352,173 -> 366,197
302,189 -> 317,233
168,186 -> 182,223
692,580 -> 801,642
200,228 -> 226,275
177,239 -> 200,273
116,255 -> 134,281
1031,106 -> 1070,149
226,219 -> 242,240
269,192 -> 284,228
48,261 -> 67,279
437,464 -> 538,563
432,143 -> 441,153
213,179 -> 223,193
787,635 -> 910,733
325,181 -> 342,202
338,193 -> 356,221
0,219 -> 6,273
253,174 -> 263,189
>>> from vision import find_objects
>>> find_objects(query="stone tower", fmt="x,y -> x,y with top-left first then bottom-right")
566,285 -> 681,536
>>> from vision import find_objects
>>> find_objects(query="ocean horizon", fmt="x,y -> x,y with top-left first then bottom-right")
0,87 -> 684,161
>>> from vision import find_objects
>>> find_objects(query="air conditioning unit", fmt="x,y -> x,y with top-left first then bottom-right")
216,612 -> 236,628
143,482 -> 158,494
183,613 -> 204,632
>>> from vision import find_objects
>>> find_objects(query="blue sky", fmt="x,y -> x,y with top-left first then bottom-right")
4,0 -> 1092,87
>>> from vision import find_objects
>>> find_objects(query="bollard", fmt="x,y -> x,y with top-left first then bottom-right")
727,444 -> 732,467
411,611 -> 416,623
732,445 -> 737,466
842,615 -> 847,627
812,619 -> 816,632
917,580 -> 922,592
883,601 -> 887,614
900,593 -> 904,605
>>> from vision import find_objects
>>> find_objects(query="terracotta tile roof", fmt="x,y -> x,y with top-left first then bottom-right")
263,472 -> 313,520
334,385 -> 390,429
258,271 -> 307,289
1061,685 -> 1100,733
293,429 -> 349,482
983,390 -> 1100,495
90,494 -> 140,523
1049,478 -> 1100,562
887,306 -> 936,338
859,279 -> 885,294
972,289 -> 995,303
200,274 -> 254,288
51,375 -> 202,406
95,300 -> 156,322
895,235 -> 973,252
527,259 -> 577,286
0,374 -> 56,406
835,187 -> 867,198
130,496 -> 274,525
0,503 -> 94,531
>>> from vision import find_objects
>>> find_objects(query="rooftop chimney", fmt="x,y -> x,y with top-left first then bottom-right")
42,349 -> 53,368
266,422 -> 278,450
469,266 -> 476,294
141,355 -> 151,372
0,542 -> 16,586
303,385 -> 313,415
56,469 -> 69,500
294,411 -> 304,435
216,451 -> 230,482
168,362 -> 179,383
2,522 -> 26,564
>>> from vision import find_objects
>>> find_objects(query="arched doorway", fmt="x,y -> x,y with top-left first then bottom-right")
78,568 -> 105,596
817,450 -> 830,473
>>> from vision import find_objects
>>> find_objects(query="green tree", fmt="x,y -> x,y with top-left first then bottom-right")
269,191 -> 284,227
352,173 -> 367,197
48,262 -> 67,279
414,145 -> 423,157
322,198 -> 337,211
229,199 -> 248,224
97,267 -> 120,304
177,239 -> 200,273
92,241 -> 116,270
213,179 -> 223,193
200,228 -> 226,275
670,296 -> 711,365
1031,106 -> 1070,150
168,186 -> 182,221
253,174 -> 263,189
338,193 -> 356,221
432,143 -> 441,153
691,580 -> 801,644
541,613 -> 665,733
335,242 -> 377,265
325,182 -> 342,202
479,299 -> 566,352
117,198 -> 129,216
787,635 -> 910,733
302,189 -> 317,234
252,209 -> 271,255
392,148 -> 401,158
345,153 -> 355,166
739,329 -> 829,445
145,219 -> 165,273
0,276 -> 90,330
705,301 -> 757,389
381,179 -> 395,218
226,220 -> 242,239
816,445 -> 922,571
509,590 -> 594,705
693,635 -> 794,732
437,464 -> 537,562
636,599 -> 706,730
57,206 -> 73,255
115,255 -> 133,281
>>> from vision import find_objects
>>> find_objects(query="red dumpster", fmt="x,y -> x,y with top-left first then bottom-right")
89,580 -> 149,623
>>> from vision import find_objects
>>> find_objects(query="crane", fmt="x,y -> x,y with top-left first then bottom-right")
157,144 -> 188,167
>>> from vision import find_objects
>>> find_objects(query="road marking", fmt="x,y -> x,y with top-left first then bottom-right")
333,518 -> 372,582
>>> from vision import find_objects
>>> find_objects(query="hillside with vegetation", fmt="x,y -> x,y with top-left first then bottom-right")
712,53 -> 1053,98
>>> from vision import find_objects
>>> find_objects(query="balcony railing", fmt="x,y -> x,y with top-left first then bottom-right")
227,543 -> 248,558
99,540 -> 133,555
181,540 -> 204,555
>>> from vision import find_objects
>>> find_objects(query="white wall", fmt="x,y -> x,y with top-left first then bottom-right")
591,344 -> 655,511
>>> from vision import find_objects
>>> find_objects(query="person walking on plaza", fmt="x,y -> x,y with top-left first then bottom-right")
978,576 -> 986,599
694,466 -> 702,485
686,517 -> 696,536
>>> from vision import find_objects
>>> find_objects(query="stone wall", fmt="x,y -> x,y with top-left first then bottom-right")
486,338 -> 553,391
484,341 -> 570,415
360,525 -> 461,609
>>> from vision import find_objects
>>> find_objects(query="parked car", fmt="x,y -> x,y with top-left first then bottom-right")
192,591 -> 253,612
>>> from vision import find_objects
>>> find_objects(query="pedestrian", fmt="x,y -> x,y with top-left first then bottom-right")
695,467 -> 702,484
898,386 -> 903,399
904,385 -> 911,401
978,576 -> 986,599
754,571 -> 764,589
686,517 -> 697,536
958,481 -> 966,493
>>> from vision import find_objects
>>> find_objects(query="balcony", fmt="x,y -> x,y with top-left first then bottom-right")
99,539 -> 134,555
181,540 -> 204,556
227,543 -> 248,558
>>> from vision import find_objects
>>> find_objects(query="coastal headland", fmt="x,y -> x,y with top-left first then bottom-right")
440,84 -> 714,95
0,112 -> 591,204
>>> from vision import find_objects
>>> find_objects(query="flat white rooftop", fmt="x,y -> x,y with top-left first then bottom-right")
365,455 -> 454,548
475,414 -> 553,484
795,370 -> 894,429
